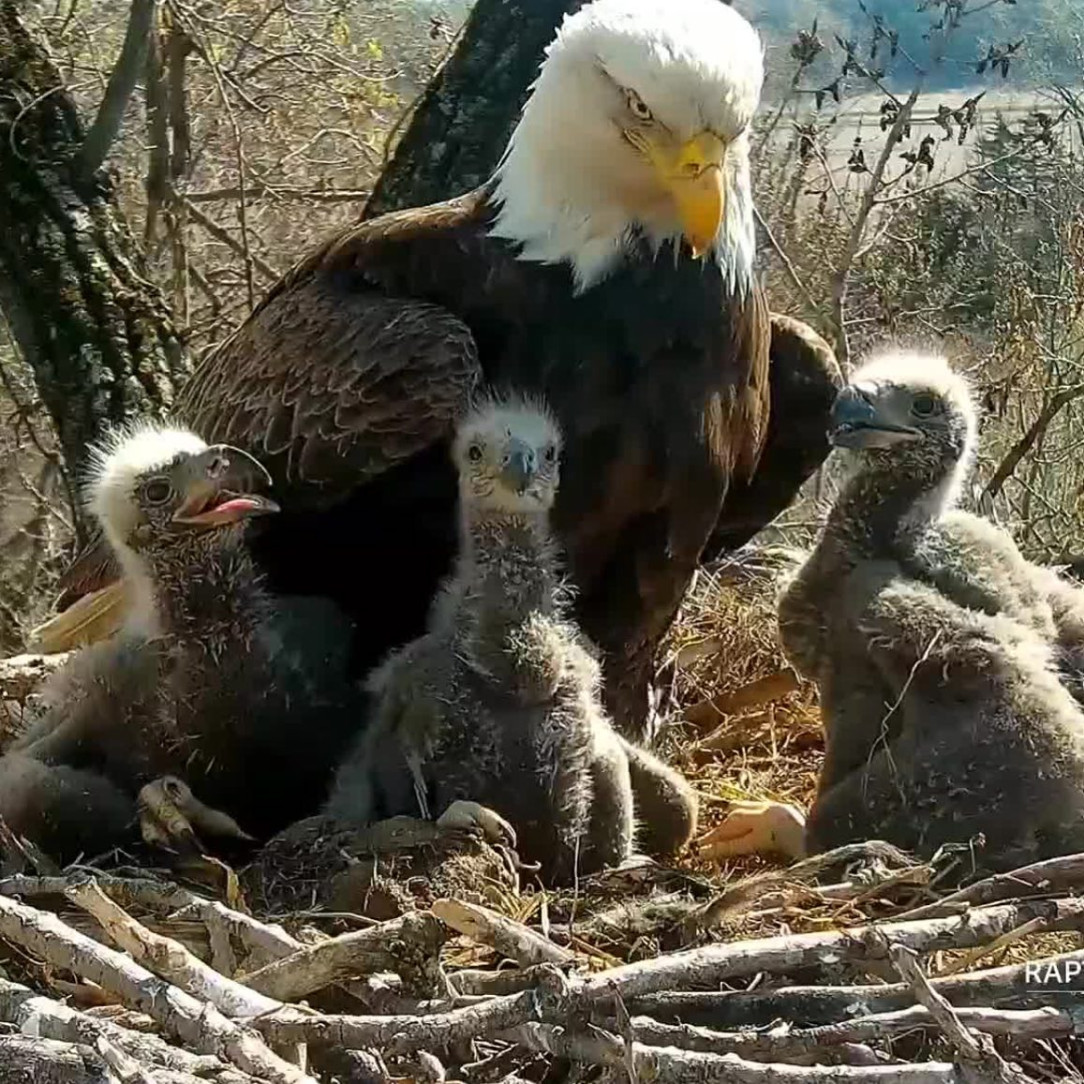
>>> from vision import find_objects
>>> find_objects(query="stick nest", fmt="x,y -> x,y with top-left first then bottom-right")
0,551 -> 1081,1083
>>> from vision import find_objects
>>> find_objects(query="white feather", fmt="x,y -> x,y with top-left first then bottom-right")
455,393 -> 563,459
489,0 -> 762,292
83,420 -> 207,637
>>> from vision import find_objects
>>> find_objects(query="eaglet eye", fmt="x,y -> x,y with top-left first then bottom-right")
543,444 -> 557,464
911,393 -> 940,418
624,88 -> 653,122
143,478 -> 173,506
467,444 -> 484,463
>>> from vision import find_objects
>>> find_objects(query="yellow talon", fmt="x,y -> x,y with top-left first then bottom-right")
698,799 -> 807,861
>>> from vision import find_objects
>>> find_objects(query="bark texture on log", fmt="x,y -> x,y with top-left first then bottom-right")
0,1035 -> 111,1084
364,0 -> 582,216
0,2 -> 187,482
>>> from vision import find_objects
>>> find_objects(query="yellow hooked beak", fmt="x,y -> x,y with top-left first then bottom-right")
649,131 -> 728,259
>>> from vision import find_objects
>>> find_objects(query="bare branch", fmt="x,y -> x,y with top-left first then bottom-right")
509,1022 -> 960,1084
890,945 -> 1037,1084
241,912 -> 446,1002
77,0 -> 157,181
187,184 -> 370,204
984,386 -> 1084,500
183,199 -> 279,281
431,897 -> 574,968
0,893 -> 315,1084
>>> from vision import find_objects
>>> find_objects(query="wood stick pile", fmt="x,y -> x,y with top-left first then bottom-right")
2,605 -> 1083,1084
0,849 -> 1081,1084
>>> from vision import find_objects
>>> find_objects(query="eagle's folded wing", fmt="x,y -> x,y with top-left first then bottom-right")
180,284 -> 482,507
40,282 -> 483,651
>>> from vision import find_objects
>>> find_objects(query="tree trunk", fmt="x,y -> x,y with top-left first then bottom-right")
0,2 -> 188,492
364,0 -> 582,216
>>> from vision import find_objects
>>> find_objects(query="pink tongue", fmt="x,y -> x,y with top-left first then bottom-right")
211,497 -> 262,515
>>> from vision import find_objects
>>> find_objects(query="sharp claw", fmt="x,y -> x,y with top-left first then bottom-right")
137,776 -> 255,857
163,776 -> 255,842
138,779 -> 202,855
436,800 -> 518,849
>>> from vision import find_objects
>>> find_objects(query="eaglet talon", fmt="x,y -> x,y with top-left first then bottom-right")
436,800 -> 518,849
698,799 -> 807,861
137,775 -> 255,856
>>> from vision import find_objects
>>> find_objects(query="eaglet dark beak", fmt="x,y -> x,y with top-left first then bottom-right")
172,444 -> 279,527
829,385 -> 921,450
500,438 -> 537,495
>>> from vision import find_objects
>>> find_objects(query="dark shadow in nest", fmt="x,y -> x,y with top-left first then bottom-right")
241,814 -> 520,920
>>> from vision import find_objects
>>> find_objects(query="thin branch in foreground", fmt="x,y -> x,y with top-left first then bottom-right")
624,944 -> 1084,1030
0,893 -> 315,1084
890,945 -> 1037,1084
240,911 -> 446,1002
254,969 -> 573,1056
896,851 -> 1084,921
65,881 -> 282,1018
0,872 -> 303,970
578,897 -> 1084,1002
0,976 -> 259,1083
431,897 -> 574,968
624,1004 -> 1071,1062
508,1022 -> 960,1084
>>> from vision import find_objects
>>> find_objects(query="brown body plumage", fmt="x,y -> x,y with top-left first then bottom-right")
0,426 -> 363,865
780,353 -> 1084,871
326,399 -> 697,882
703,314 -> 841,561
41,0 -> 841,744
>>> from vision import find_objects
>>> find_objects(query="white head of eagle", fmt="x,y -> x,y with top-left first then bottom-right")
490,0 -> 763,294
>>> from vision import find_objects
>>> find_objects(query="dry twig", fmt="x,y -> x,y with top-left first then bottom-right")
625,1005 -> 1071,1062
890,945 -> 1037,1084
0,976 -> 258,1083
579,897 -> 1084,1001
66,882 -> 282,1019
241,911 -> 445,1002
897,853 -> 1084,921
0,872 -> 302,970
431,898 -> 573,967
0,893 -> 315,1084
508,1022 -> 960,1083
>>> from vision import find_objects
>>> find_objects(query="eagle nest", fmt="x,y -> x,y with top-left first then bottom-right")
0,553 -> 1081,1084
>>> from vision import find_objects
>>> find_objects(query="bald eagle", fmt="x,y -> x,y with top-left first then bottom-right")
36,0 -> 839,742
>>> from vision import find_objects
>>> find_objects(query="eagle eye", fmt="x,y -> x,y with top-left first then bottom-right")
143,478 -> 173,506
911,393 -> 940,418
624,88 -> 653,123
467,444 -> 483,463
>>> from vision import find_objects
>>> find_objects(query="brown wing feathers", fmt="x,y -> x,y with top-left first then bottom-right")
33,202 -> 486,653
182,286 -> 480,502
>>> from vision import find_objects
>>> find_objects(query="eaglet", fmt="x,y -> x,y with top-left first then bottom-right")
0,423 -> 363,865
325,397 -> 698,883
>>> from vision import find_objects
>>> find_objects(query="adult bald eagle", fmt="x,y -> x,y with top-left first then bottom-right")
37,0 -> 840,742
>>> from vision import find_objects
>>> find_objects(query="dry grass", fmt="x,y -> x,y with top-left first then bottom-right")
658,544 -> 823,883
